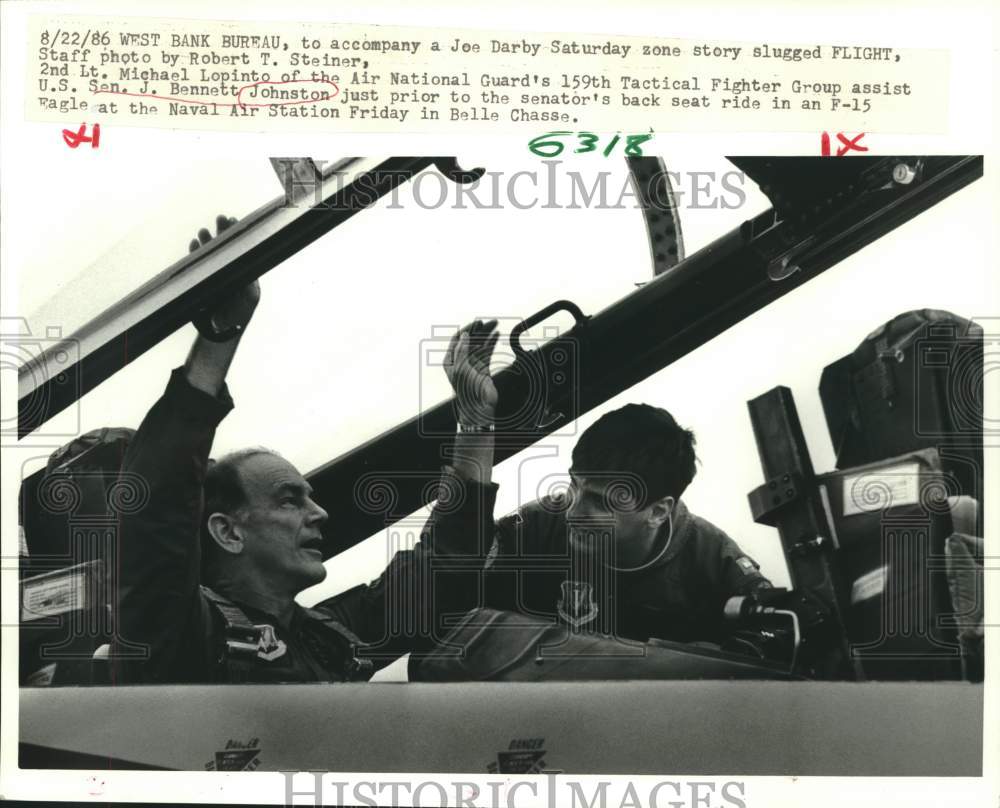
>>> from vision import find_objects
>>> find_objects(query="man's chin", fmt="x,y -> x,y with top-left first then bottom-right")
298,559 -> 328,587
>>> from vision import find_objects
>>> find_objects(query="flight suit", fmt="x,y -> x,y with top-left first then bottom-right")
112,368 -> 477,683
424,474 -> 773,644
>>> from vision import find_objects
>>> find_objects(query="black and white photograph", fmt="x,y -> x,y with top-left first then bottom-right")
1,2 -> 996,807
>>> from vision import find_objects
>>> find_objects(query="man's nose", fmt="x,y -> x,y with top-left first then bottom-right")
306,498 -> 329,524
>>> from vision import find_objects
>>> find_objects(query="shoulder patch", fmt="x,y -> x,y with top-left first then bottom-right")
736,556 -> 757,573
254,624 -> 287,661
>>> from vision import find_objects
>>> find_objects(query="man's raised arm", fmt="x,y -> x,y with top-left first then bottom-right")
314,321 -> 505,665
420,319 -> 503,560
114,216 -> 259,682
183,217 -> 260,395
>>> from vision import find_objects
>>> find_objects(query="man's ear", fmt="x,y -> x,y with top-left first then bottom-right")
647,495 -> 675,528
205,512 -> 244,555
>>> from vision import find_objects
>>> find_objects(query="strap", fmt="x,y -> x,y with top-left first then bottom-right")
201,586 -> 262,682
302,608 -> 375,681
874,335 -> 897,402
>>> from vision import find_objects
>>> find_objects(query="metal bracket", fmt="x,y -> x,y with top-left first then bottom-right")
748,471 -> 805,526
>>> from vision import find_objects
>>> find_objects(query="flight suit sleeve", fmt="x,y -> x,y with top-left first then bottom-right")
314,466 -> 500,666
114,367 -> 233,682
685,510 -> 772,608
487,507 -> 519,566
423,465 -> 501,560
712,534 -> 773,600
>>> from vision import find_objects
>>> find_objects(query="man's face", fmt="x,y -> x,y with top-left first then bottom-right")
232,453 -> 329,592
565,472 -> 663,570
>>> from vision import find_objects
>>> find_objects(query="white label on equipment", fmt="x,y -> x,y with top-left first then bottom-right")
842,463 -> 921,516
21,572 -> 87,622
851,565 -> 888,604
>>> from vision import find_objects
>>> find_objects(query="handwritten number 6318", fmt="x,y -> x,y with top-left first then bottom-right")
529,132 -> 653,158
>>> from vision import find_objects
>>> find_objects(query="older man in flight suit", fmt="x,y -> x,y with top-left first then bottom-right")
112,218 -> 489,683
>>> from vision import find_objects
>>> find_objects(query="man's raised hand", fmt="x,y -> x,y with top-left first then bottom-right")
183,215 -> 258,396
189,214 -> 260,337
444,319 -> 501,428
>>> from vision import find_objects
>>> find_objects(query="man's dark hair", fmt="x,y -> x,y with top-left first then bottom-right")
200,447 -> 280,583
570,404 -> 697,505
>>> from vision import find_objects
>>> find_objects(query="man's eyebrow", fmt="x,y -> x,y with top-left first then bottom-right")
274,481 -> 311,496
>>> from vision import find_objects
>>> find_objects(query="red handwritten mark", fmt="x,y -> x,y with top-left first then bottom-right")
91,79 -> 340,110
63,122 -> 100,148
836,132 -> 867,155
821,131 -> 868,157
235,79 -> 338,108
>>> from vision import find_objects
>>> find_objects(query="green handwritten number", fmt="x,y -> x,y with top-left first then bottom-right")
624,134 -> 654,157
528,131 -> 572,158
575,132 -> 599,154
530,131 -> 654,158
